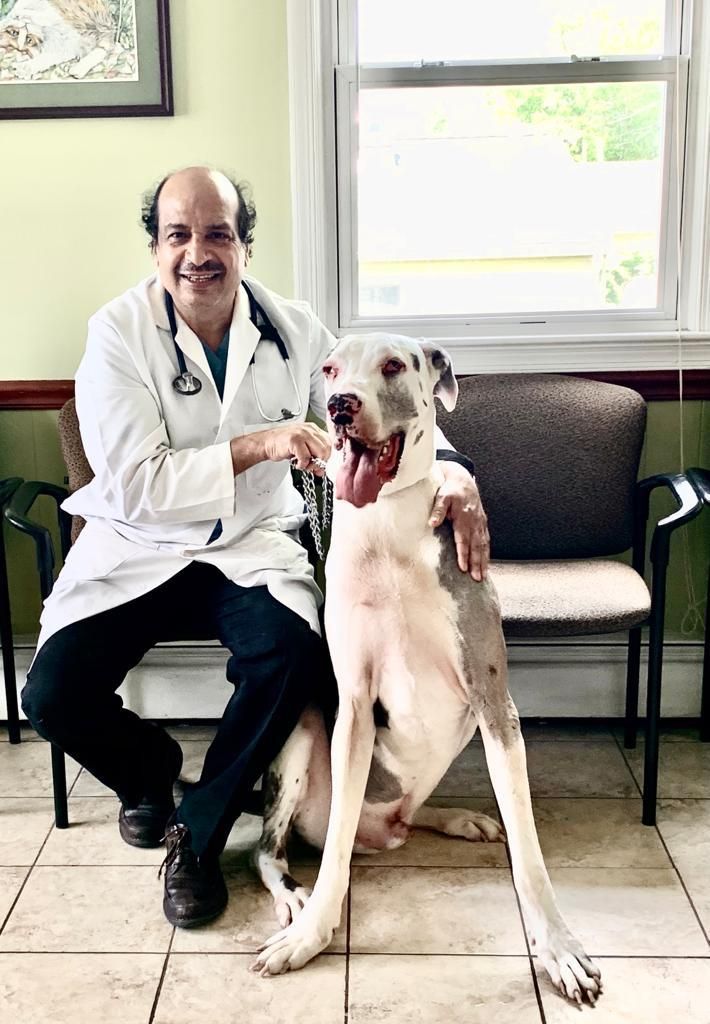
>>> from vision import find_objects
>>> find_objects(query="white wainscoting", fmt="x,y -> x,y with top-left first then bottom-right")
1,636 -> 704,723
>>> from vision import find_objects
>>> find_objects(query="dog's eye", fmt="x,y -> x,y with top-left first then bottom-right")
322,364 -> 337,379
382,359 -> 405,377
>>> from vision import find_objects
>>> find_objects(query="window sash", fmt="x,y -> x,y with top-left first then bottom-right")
336,59 -> 685,331
287,0 -> 710,371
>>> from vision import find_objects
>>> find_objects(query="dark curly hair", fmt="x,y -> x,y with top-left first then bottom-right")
140,170 -> 257,257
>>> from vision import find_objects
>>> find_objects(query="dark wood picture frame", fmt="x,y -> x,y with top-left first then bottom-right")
0,0 -> 172,119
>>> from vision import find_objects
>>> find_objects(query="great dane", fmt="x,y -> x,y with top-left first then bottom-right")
252,334 -> 601,1004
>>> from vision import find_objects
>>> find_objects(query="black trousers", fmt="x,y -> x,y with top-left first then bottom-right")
22,562 -> 329,858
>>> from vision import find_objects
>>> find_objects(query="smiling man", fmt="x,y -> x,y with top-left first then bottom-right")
21,166 -> 489,930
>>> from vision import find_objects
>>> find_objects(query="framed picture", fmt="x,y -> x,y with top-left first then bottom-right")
0,0 -> 172,118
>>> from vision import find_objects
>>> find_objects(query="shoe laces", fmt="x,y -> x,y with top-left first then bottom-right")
158,823 -> 192,879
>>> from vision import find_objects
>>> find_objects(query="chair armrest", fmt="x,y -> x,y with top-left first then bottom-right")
686,466 -> 710,504
636,472 -> 703,565
4,481 -> 70,600
0,477 -> 23,507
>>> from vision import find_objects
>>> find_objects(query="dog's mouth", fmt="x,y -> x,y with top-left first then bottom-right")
335,431 -> 405,507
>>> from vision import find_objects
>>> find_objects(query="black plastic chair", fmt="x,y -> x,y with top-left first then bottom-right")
686,467 -> 710,742
5,481 -> 72,827
1,477 -> 23,744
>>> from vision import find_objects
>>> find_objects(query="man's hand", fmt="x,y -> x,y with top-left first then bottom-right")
429,461 -> 490,581
231,423 -> 331,477
262,422 -> 331,473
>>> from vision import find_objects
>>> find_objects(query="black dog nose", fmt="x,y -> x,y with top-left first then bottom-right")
327,393 -> 362,423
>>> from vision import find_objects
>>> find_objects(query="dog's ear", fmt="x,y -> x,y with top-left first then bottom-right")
419,342 -> 458,411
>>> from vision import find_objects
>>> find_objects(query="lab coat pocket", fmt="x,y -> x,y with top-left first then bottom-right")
242,421 -> 288,497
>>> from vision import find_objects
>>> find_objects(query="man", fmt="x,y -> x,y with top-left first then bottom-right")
21,166 -> 489,929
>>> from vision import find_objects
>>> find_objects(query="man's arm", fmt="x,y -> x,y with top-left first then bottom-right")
77,317 -> 329,525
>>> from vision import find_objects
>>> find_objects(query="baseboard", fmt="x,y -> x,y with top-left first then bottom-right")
1,635 -> 704,723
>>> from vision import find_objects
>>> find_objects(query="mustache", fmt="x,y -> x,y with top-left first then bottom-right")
178,261 -> 223,273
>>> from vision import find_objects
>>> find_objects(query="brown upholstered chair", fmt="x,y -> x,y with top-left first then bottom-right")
438,373 -> 702,825
58,398 -> 93,542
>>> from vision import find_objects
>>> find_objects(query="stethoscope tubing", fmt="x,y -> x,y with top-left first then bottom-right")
165,284 -> 303,419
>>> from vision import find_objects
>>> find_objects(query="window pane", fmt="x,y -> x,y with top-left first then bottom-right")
356,82 -> 666,318
357,0 -> 666,63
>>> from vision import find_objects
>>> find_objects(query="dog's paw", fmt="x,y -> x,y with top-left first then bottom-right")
442,810 -> 505,843
251,915 -> 335,977
273,883 -> 312,928
537,930 -> 602,1005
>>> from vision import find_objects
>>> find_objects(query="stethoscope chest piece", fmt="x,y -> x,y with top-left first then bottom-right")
172,371 -> 202,396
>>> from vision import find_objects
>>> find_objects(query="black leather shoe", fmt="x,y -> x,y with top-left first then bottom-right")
118,738 -> 183,849
160,823 -> 228,928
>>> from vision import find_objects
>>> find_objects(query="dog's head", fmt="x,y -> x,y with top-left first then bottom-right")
322,333 -> 457,507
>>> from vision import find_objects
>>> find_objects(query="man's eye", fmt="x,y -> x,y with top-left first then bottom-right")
382,358 -> 405,377
168,232 -> 187,241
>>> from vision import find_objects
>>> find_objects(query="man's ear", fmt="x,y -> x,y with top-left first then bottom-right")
419,342 -> 458,411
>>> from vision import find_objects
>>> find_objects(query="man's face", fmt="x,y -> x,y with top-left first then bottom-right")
153,169 -> 247,325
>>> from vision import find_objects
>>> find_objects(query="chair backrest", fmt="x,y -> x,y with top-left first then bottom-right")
437,373 -> 647,559
57,398 -> 93,544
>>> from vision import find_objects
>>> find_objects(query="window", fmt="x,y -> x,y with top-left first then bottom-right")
288,1 -> 710,370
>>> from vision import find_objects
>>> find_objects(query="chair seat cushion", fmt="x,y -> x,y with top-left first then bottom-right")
490,559 -> 651,637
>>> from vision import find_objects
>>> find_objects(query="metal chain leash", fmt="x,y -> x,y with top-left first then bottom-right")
294,457 -> 332,561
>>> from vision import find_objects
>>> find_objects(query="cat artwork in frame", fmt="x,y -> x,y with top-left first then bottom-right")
0,0 -> 172,118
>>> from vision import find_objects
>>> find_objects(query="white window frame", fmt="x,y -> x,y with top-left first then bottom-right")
288,0 -> 710,371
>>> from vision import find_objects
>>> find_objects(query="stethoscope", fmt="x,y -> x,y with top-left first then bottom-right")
166,282 -> 303,421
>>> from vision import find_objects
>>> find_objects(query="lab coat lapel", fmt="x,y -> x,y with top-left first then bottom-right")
220,284 -> 260,426
150,280 -> 213,385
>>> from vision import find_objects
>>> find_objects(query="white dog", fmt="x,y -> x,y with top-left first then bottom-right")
251,334 -> 601,1005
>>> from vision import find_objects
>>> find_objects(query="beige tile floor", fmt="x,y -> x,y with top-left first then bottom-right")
1,720 -> 709,1023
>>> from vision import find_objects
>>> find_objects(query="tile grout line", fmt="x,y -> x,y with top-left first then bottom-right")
0,950 -> 707,959
147,926 -> 175,1024
652,817 -> 710,949
0,798 -> 59,936
502,826 -> 547,1024
611,729 -> 645,799
344,878 -> 351,1024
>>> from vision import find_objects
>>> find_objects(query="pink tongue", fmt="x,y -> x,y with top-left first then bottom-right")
336,445 -> 384,507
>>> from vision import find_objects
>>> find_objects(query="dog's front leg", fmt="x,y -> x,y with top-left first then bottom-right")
252,686 -> 376,976
477,697 -> 602,1005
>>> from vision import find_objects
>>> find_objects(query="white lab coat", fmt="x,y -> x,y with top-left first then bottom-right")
36,274 -> 335,652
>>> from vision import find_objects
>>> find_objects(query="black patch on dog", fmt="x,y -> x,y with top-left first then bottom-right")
281,873 -> 299,892
373,698 -> 389,728
413,429 -> 424,446
411,354 -> 421,372
262,769 -> 288,859
365,754 -> 403,802
377,381 -> 418,421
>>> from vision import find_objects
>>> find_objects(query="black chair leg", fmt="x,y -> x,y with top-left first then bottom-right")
0,523 -> 20,744
700,569 -> 710,742
624,626 -> 642,748
642,559 -> 669,826
51,743 -> 69,829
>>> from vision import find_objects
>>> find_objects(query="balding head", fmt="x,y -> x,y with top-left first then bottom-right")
141,166 -> 256,256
